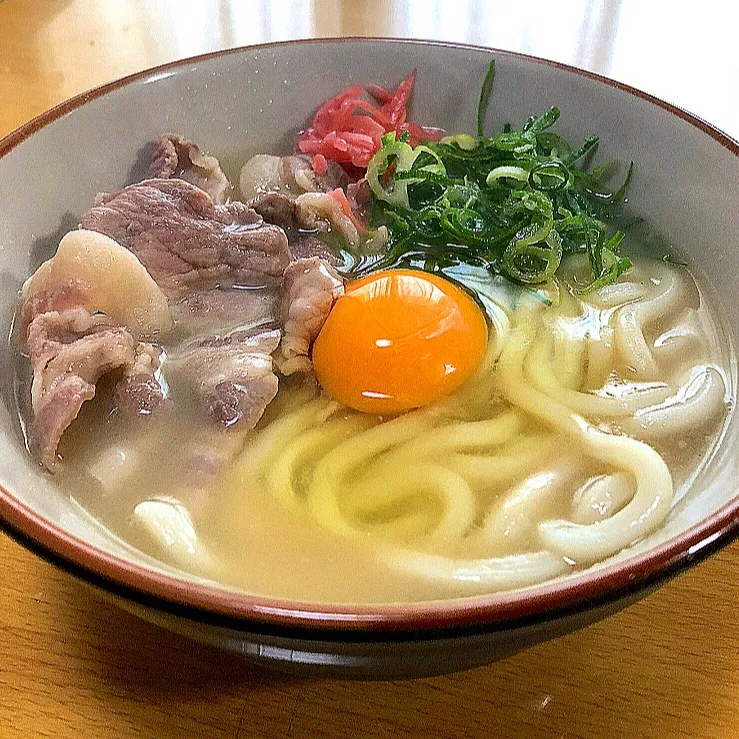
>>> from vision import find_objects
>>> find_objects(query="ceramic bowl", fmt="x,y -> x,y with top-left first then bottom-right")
0,39 -> 737,679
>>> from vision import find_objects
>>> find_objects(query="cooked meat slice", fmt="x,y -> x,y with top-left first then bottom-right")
172,328 -> 280,384
191,327 -> 282,352
28,312 -> 136,412
20,279 -> 91,335
289,235 -> 339,265
182,430 -> 246,483
209,375 -> 279,429
251,189 -> 360,246
113,343 -> 166,418
81,178 -> 290,296
147,133 -> 230,204
26,307 -> 137,468
171,287 -> 278,333
26,308 -> 129,411
239,153 -> 348,202
294,192 -> 361,246
279,258 -> 344,375
238,154 -> 283,199
281,154 -> 349,194
32,375 -> 96,471
346,179 -> 371,226
249,192 -> 298,231
22,229 -> 173,339
168,328 -> 281,430
178,345 -> 275,389
248,196 -> 343,265
243,154 -> 355,245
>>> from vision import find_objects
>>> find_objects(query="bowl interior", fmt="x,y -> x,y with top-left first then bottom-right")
0,39 -> 737,618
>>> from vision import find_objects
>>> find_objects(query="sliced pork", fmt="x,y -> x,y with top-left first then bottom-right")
81,178 -> 290,296
20,144 -> 351,472
26,306 -> 137,468
26,308 -> 127,411
239,153 -> 348,202
112,343 -> 166,419
289,235 -> 339,265
294,191 -> 361,246
20,278 -> 90,336
22,230 -> 173,339
209,374 -> 279,429
167,328 -> 281,430
32,376 -> 96,472
279,258 -> 344,375
147,133 -> 230,204
249,192 -> 299,231
346,179 -> 371,226
20,230 -> 175,469
170,287 -> 278,334
249,190 -> 361,247
241,153 -> 352,243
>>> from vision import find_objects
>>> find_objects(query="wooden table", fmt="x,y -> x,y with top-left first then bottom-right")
1,2 -> 737,737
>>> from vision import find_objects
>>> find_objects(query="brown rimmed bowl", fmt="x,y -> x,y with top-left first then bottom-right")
0,39 -> 737,679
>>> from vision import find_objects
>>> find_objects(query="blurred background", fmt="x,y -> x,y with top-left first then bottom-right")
1,0 -> 738,139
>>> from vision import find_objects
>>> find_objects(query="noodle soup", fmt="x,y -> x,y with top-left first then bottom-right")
22,254 -> 731,603
13,63 -> 735,604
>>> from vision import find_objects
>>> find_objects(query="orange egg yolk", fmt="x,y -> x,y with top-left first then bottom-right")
313,269 -> 489,414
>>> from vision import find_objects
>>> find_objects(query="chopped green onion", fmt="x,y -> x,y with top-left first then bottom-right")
486,165 -> 529,185
528,161 -> 571,191
366,134 -> 446,208
477,60 -> 496,139
502,227 -> 563,284
359,58 -> 634,293
440,133 -> 477,150
563,135 -> 599,166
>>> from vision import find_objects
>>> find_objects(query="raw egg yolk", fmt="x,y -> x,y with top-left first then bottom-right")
313,269 -> 488,414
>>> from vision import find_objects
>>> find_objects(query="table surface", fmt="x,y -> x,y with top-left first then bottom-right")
0,1 -> 737,737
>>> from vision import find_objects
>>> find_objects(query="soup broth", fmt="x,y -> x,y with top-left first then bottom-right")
21,255 -> 732,604
11,67 -> 736,605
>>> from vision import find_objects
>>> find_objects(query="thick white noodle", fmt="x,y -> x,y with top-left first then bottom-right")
613,268 -> 680,380
498,318 -> 674,564
385,410 -> 524,459
443,436 -> 558,490
241,257 -> 727,595
526,331 -> 673,418
552,324 -> 585,389
620,365 -> 727,440
537,428 -> 673,563
392,549 -> 570,591
306,412 -> 435,535
583,324 -> 614,390
347,465 -> 477,545
571,473 -> 634,525
88,444 -> 139,494
478,464 -> 577,553
236,398 -> 340,479
265,415 -> 373,509
651,308 -> 702,365
585,280 -> 646,309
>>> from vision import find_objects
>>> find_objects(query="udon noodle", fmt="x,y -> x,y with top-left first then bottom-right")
214,256 -> 729,595
14,77 -> 734,603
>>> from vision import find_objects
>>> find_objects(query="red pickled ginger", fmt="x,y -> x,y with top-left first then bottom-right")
297,71 -> 444,171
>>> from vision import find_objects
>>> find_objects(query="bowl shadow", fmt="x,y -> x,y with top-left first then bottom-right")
56,543 -> 739,739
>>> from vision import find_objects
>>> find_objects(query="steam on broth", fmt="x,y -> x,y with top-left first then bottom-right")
13,63 -> 734,604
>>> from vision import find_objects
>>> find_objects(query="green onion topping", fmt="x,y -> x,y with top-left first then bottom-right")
359,58 -> 634,292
